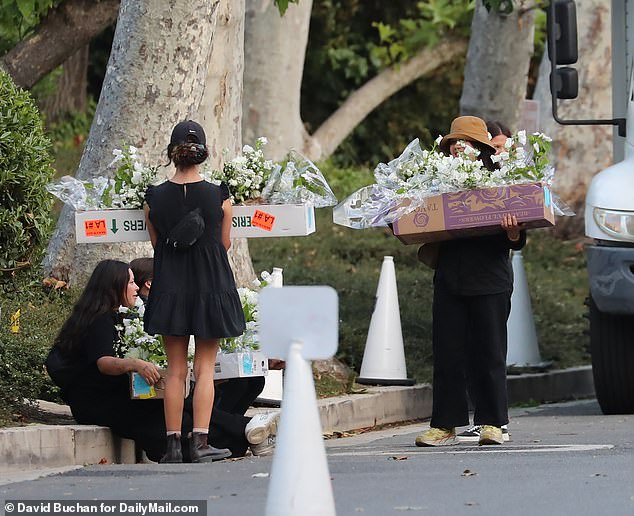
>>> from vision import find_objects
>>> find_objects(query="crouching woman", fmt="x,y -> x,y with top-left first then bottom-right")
46,259 -> 170,462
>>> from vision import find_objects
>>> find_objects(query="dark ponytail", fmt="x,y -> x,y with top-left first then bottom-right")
167,142 -> 209,167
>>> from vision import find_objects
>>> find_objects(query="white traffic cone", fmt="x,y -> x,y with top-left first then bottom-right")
506,251 -> 551,370
256,267 -> 284,406
265,341 -> 336,516
356,256 -> 413,385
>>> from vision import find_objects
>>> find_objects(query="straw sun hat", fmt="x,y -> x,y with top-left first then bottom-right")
439,116 -> 496,154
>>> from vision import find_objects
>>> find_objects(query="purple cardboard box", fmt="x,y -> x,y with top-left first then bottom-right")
391,182 -> 555,244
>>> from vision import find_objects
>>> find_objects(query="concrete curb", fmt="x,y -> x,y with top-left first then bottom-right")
0,366 -> 594,480
319,384 -> 433,434
0,425 -> 136,475
507,365 -> 595,405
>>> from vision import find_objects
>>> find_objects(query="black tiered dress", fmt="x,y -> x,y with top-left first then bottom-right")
143,180 -> 245,339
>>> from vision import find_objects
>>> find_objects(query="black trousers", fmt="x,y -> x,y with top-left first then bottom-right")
70,397 -> 190,463
430,281 -> 511,429
208,376 -> 266,457
69,376 -> 265,461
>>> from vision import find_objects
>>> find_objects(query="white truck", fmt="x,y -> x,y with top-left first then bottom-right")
549,0 -> 634,414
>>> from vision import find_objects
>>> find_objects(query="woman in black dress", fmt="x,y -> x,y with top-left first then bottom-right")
144,120 -> 246,463
414,116 -> 525,447
46,259 -> 168,461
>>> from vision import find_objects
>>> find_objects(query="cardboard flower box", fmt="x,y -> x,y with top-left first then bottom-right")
75,209 -> 148,243
214,351 -> 269,380
230,204 -> 315,237
75,204 -> 315,243
390,182 -> 555,245
129,368 -> 191,400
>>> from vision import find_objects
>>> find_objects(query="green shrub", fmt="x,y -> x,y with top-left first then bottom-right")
0,269 -> 76,424
0,69 -> 55,274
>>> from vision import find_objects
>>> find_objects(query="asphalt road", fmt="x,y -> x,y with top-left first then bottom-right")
2,399 -> 633,516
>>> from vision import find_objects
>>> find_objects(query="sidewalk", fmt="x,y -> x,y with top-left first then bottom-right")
0,366 -> 594,483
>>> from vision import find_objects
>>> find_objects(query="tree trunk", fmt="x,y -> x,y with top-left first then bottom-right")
200,0 -> 256,287
243,0 -> 314,161
459,0 -> 535,130
1,0 -> 120,89
39,45 -> 89,123
43,0 -> 219,285
533,0 -> 612,238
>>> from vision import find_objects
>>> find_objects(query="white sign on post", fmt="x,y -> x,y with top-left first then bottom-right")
257,285 -> 339,360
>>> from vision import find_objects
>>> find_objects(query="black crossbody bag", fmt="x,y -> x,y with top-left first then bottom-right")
165,208 -> 205,249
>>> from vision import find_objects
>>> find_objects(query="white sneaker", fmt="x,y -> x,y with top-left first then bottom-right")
458,424 -> 511,442
245,411 -> 279,445
250,434 -> 276,457
457,425 -> 481,442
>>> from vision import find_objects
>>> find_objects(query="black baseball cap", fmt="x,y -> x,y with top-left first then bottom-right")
170,120 -> 206,146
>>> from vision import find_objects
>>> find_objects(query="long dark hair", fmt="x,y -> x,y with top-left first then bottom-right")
486,120 -> 512,138
54,260 -> 130,354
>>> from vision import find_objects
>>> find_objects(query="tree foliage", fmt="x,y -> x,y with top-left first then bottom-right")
274,0 -> 299,15
302,0 -> 472,166
0,69 -> 54,273
371,0 -> 473,67
0,0 -> 59,54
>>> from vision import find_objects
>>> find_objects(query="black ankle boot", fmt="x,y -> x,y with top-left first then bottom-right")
189,432 -> 231,463
160,434 -> 183,464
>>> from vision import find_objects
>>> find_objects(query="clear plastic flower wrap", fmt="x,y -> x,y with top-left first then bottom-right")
46,175 -> 110,211
333,131 -> 574,229
47,146 -> 159,210
262,150 -> 337,208
333,184 -> 413,229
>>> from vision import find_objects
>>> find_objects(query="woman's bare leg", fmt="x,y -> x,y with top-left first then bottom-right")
163,335 -> 189,433
192,337 -> 219,430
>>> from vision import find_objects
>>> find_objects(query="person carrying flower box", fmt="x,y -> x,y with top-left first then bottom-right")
414,116 -> 525,448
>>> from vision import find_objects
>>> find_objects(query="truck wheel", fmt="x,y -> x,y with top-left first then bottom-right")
589,295 -> 634,414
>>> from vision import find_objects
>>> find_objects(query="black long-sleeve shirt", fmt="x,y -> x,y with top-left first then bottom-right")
434,231 -> 526,296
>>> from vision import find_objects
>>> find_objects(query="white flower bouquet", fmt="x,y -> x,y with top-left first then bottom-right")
49,137 -> 337,212
219,269 -> 280,353
204,137 -> 276,204
334,130 -> 565,229
47,146 -> 159,210
114,299 -> 166,367
101,146 -> 159,209
205,137 -> 337,207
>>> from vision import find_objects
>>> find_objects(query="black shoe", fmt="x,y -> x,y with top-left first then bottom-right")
189,432 -> 232,463
160,434 -> 183,463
